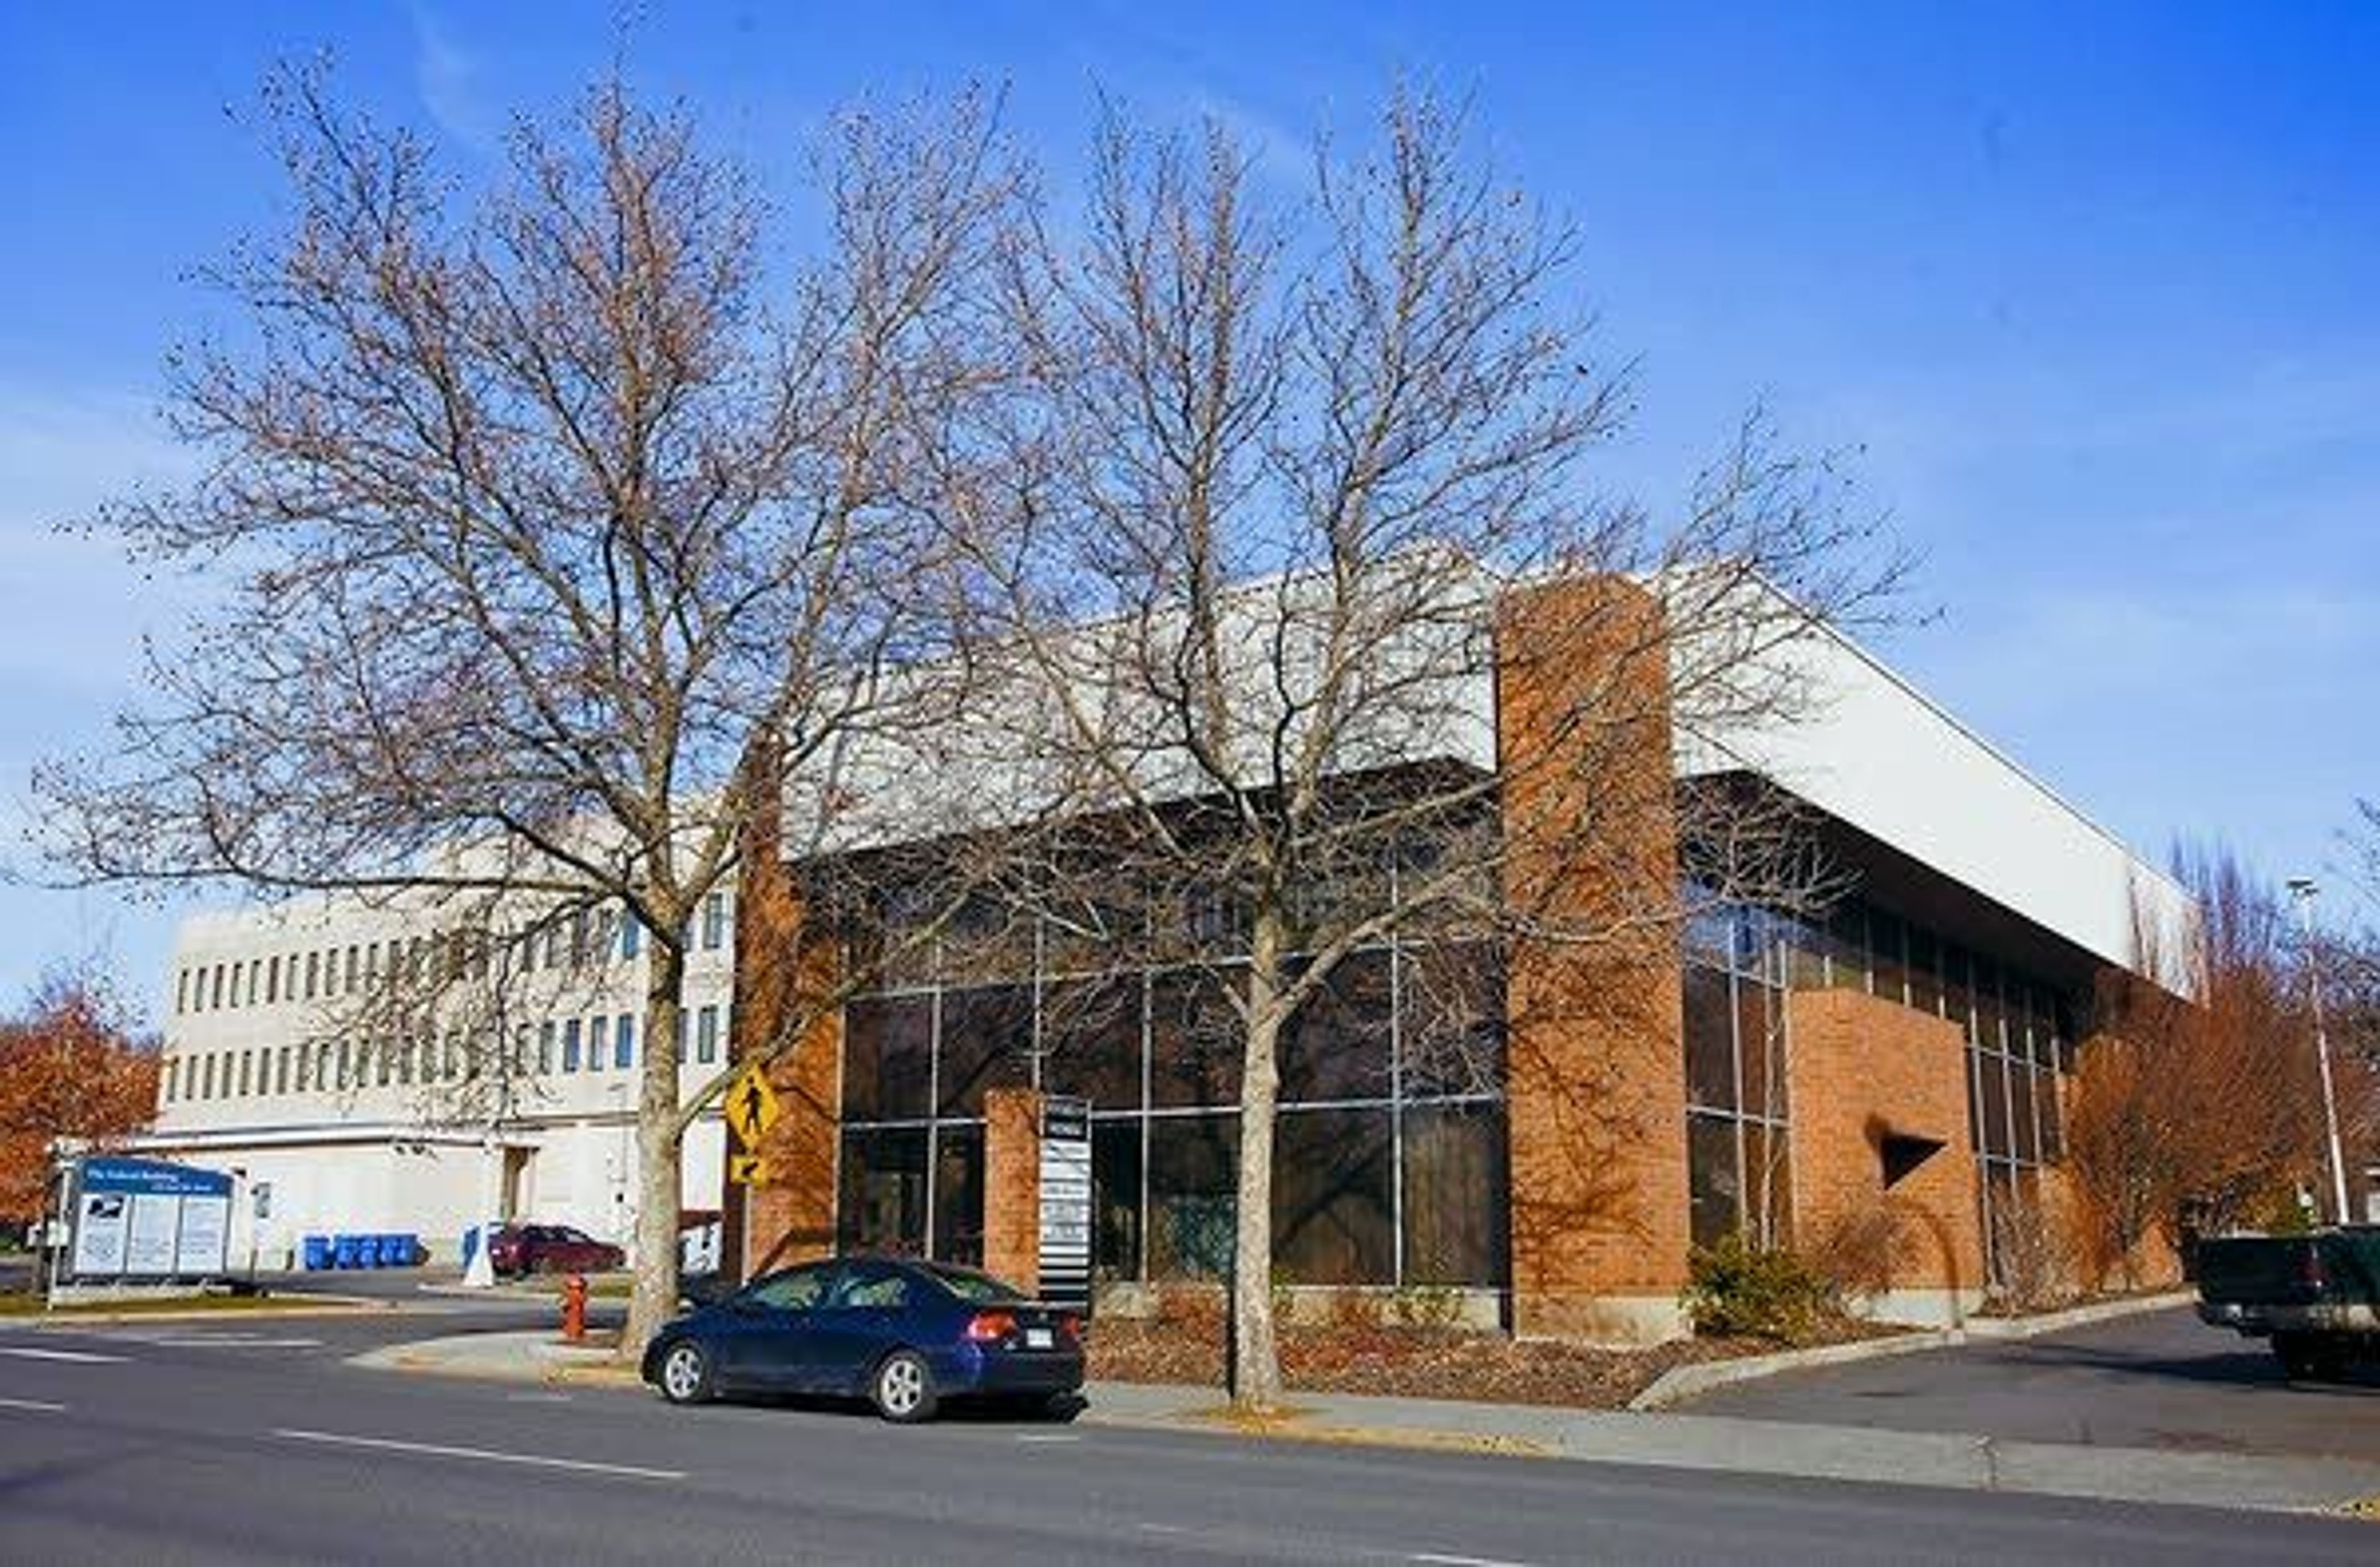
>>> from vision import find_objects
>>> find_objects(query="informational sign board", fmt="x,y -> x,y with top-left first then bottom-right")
66,1156 -> 234,1282
1037,1096 -> 1093,1312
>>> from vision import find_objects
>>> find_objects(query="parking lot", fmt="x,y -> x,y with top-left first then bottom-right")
1686,1306 -> 2380,1464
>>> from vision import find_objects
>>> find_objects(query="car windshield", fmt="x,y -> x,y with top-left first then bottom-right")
925,1265 -> 1026,1305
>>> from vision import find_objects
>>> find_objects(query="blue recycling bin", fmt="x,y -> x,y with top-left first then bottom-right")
332,1234 -> 360,1269
302,1235 -> 332,1271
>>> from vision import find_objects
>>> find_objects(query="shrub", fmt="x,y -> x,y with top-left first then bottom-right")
1683,1234 -> 1838,1344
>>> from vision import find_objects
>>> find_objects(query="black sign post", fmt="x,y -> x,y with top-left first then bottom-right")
1038,1096 -> 1093,1312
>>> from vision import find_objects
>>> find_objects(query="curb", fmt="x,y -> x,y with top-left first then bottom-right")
15,1298 -> 394,1326
1080,1405 -> 1556,1461
1628,1331 -> 1959,1410
1627,1294 -> 2196,1410
1962,1291 -> 2193,1341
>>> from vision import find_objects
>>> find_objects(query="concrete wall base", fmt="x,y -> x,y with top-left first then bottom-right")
1846,1287 -> 1986,1330
1515,1291 -> 1690,1347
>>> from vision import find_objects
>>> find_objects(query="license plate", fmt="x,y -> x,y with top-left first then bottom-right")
1025,1326 -> 1054,1349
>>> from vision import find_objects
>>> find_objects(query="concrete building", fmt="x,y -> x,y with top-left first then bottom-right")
726,573 -> 2197,1341
145,571 -> 2195,1333
140,885 -> 741,1266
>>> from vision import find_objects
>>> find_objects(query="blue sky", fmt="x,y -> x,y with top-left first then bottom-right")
2,2 -> 2375,1016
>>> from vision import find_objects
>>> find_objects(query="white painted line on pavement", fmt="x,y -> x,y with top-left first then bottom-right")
273,1428 -> 687,1482
0,1346 -> 128,1364
1015,1433 -> 1079,1444
506,1392 -> 573,1403
1412,1553 -> 1535,1567
149,1338 -> 324,1349
0,1397 -> 68,1413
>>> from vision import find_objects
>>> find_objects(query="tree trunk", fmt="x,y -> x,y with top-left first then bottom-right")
624,943 -> 688,1356
1229,911 -> 1287,1413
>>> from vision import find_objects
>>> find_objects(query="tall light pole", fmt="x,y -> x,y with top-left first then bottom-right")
2286,878 -> 2354,1225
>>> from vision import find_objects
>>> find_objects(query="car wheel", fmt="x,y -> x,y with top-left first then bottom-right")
656,1340 -> 715,1406
870,1349 -> 938,1424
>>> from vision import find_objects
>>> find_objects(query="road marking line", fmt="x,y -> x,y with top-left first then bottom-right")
1138,1523 -> 1189,1535
505,1392 -> 573,1403
272,1429 -> 687,1481
1015,1433 -> 1079,1443
1411,1554 -> 1535,1567
0,1397 -> 68,1413
0,1346 -> 128,1364
149,1338 -> 323,1349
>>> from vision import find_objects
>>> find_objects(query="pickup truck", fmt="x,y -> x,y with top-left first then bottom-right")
2196,1227 -> 2380,1380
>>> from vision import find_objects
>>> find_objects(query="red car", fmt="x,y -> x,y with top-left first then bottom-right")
486,1223 -> 625,1278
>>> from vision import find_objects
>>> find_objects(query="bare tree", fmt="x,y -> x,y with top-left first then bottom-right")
2068,846 -> 2375,1284
33,69 -> 1026,1353
940,89 -> 1894,1411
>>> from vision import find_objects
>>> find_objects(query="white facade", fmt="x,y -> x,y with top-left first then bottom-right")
143,885 -> 741,1266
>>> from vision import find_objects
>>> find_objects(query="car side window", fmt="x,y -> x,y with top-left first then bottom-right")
831,1268 -> 909,1310
744,1265 -> 832,1313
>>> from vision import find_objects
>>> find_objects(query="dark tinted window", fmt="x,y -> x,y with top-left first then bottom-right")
927,1265 -> 1026,1305
744,1264 -> 832,1312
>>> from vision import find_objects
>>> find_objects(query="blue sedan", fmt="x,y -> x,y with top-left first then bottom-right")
641,1256 -> 1085,1423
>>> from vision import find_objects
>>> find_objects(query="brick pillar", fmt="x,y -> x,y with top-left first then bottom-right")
1785,987 -> 1983,1320
726,736 -> 842,1280
983,1087 -> 1043,1291
1496,576 -> 1691,1344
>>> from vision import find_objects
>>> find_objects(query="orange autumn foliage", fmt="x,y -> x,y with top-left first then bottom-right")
0,972 -> 159,1225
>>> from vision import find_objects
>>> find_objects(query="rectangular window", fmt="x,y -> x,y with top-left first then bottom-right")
570,911 -> 588,968
937,985 -> 1032,1116
201,1055 -> 216,1098
702,891 -> 728,951
247,962 -> 261,1006
304,951 -> 320,1000
265,956 -> 281,1004
621,913 -> 641,960
589,1016 -> 609,1072
1092,1118 -> 1144,1282
1042,976 -> 1144,1112
676,1013 -> 688,1064
1148,969 -> 1243,1109
237,1051 -> 252,1097
537,1020 -> 555,1075
275,1046 -> 291,1095
296,1043 -> 311,1093
1403,1103 -> 1509,1286
1687,1113 -> 1740,1250
1280,951 -> 1392,1105
1683,963 -> 1736,1113
1147,1115 -> 1237,1279
932,1124 -> 985,1267
233,961 -> 247,1008
211,964 -> 226,1010
837,1127 -> 928,1256
345,945 -> 361,994
615,1014 -> 635,1069
1274,1106 -> 1394,1284
336,1039 -> 351,1090
696,1005 -> 720,1066
175,969 -> 188,1015
563,1019 -> 583,1072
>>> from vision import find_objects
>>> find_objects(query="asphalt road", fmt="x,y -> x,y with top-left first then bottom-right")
2,1305 -> 2376,1564
1688,1306 -> 2380,1462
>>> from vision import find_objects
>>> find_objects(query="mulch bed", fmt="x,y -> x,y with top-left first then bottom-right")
1086,1313 -> 1900,1410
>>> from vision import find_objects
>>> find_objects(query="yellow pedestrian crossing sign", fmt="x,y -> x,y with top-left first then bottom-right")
727,1153 -> 772,1186
726,1065 -> 782,1150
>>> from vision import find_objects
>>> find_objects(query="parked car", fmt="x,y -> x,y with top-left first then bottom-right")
2196,1227 -> 2380,1380
485,1223 -> 626,1278
640,1256 -> 1085,1423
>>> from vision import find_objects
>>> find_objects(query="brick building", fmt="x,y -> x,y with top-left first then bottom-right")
726,572 -> 2197,1342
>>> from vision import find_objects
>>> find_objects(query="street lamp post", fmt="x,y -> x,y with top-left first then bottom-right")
2286,878 -> 2354,1226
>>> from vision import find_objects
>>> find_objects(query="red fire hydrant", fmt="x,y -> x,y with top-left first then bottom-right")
561,1273 -> 589,1343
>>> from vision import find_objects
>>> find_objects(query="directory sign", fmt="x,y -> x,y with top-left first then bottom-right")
1038,1096 -> 1093,1312
68,1157 -> 235,1281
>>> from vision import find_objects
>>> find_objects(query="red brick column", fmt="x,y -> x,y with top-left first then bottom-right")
1496,577 -> 1692,1343
983,1087 -> 1043,1291
725,738 -> 843,1280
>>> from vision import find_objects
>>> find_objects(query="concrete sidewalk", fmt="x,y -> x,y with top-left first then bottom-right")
353,1327 -> 2380,1517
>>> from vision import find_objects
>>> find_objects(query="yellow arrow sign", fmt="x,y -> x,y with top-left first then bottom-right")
727,1153 -> 772,1186
726,1065 -> 782,1150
